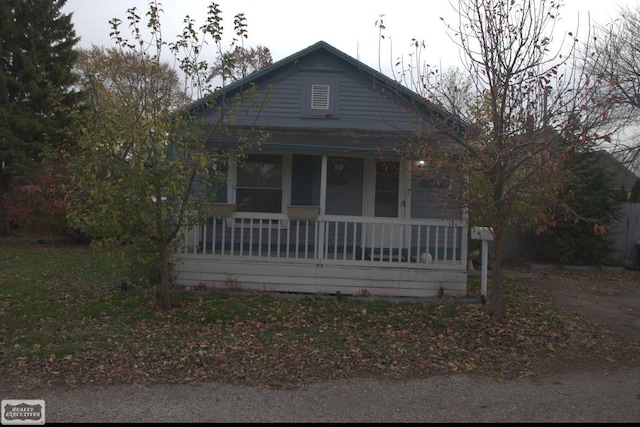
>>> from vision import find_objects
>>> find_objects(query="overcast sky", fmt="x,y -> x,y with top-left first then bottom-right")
62,0 -> 634,78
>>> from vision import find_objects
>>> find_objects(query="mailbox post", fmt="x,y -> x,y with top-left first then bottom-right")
470,226 -> 493,302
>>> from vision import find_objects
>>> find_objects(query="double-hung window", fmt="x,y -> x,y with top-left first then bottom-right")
236,154 -> 283,213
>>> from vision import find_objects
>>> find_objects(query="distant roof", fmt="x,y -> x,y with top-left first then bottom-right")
596,150 -> 639,189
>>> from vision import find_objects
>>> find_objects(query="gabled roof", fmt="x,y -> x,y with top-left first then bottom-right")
596,150 -> 640,190
189,40 -> 469,136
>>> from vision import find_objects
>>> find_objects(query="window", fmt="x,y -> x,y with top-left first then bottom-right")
236,154 -> 282,213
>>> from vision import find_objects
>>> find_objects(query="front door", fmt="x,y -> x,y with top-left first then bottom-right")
364,159 -> 410,256
374,160 -> 401,217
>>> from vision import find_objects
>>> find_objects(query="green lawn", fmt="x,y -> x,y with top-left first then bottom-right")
0,232 -> 635,390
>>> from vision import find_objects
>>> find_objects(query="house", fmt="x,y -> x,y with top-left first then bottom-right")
595,150 -> 639,196
174,41 -> 470,298
594,150 -> 640,264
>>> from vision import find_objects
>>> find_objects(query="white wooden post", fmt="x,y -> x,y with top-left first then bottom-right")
317,155 -> 328,261
471,226 -> 493,302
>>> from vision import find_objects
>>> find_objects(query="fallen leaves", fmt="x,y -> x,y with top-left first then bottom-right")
2,243 -> 640,392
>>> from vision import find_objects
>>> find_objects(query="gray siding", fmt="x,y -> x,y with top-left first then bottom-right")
206,56 -> 423,133
410,173 -> 462,220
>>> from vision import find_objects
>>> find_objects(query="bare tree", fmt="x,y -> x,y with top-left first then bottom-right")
448,0 -> 620,317
431,67 -> 477,120
582,3 -> 640,169
379,0 -> 617,318
208,45 -> 273,86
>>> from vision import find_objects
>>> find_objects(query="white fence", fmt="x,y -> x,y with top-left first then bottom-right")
613,203 -> 640,265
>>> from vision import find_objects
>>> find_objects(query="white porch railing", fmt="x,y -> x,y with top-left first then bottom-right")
177,213 -> 468,270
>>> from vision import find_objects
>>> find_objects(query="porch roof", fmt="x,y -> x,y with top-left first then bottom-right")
205,126 -> 449,157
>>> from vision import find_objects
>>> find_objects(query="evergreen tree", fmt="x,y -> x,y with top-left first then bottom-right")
0,0 -> 80,235
535,149 -> 623,265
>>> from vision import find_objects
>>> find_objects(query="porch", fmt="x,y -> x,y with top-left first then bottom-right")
174,212 -> 469,298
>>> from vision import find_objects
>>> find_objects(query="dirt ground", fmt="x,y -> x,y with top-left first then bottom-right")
506,267 -> 640,339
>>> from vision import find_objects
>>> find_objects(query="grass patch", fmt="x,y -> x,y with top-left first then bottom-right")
1,232 -> 638,391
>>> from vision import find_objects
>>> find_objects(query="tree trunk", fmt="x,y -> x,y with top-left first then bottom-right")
0,201 -> 15,237
490,228 -> 506,318
157,246 -> 173,311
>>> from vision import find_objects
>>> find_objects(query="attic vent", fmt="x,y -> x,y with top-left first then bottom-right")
311,84 -> 330,109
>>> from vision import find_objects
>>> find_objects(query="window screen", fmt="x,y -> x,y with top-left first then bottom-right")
236,154 -> 283,213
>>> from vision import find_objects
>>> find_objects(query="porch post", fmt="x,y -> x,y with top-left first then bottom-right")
317,155 -> 328,261
320,155 -> 327,215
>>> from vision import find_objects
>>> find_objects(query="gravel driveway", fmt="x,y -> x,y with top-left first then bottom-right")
3,268 -> 640,423
5,367 -> 640,422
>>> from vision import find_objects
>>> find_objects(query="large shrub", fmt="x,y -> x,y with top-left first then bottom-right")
2,160 -> 88,243
534,150 -> 622,266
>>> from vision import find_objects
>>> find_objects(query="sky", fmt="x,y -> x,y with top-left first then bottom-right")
62,0 -> 636,80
